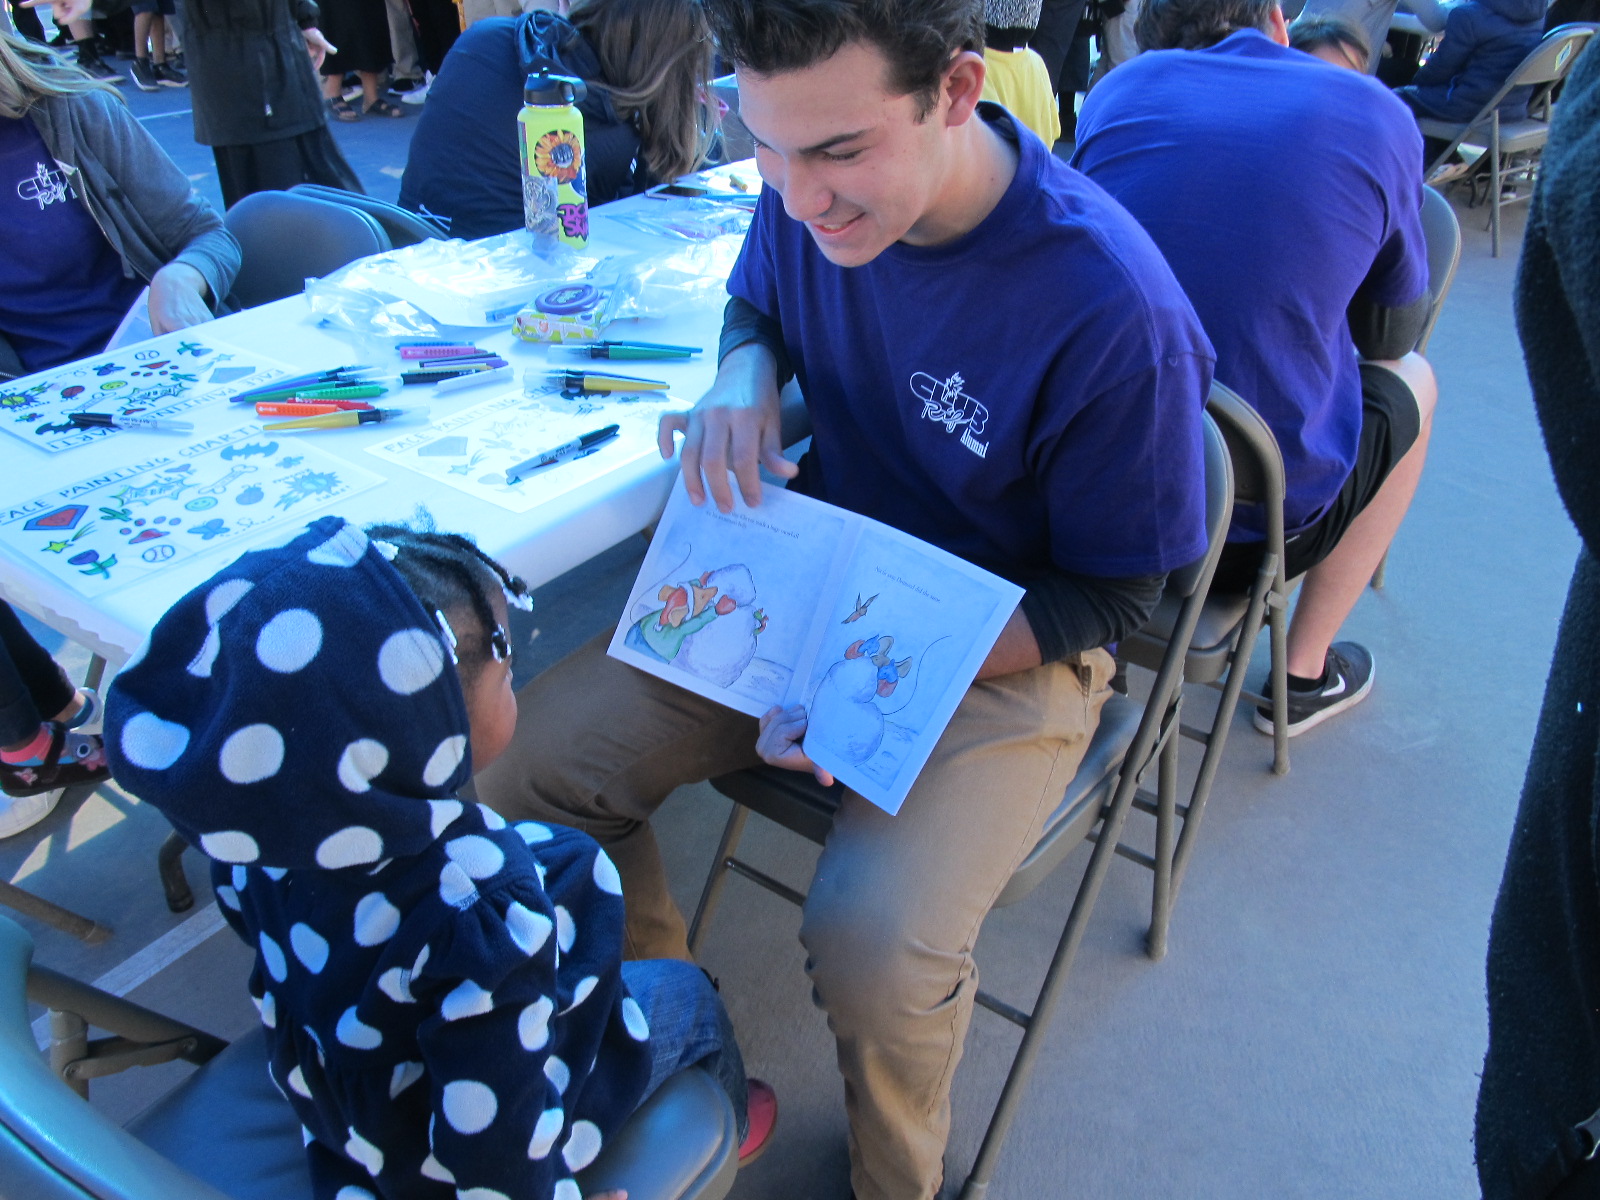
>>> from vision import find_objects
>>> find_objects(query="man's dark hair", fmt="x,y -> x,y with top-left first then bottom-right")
1135,0 -> 1276,51
705,0 -> 985,117
1286,13 -> 1369,62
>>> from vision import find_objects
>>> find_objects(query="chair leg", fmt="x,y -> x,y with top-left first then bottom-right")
1370,550 -> 1388,590
957,767 -> 1147,1200
83,654 -> 107,693
1146,714 -> 1180,962
1490,113 -> 1502,258
1267,589 -> 1290,776
0,879 -> 111,944
686,805 -> 751,957
158,829 -> 194,913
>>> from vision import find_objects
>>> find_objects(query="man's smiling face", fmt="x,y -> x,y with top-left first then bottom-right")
738,40 -> 963,268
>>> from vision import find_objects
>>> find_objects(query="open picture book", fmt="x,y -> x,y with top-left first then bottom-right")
608,476 -> 1024,814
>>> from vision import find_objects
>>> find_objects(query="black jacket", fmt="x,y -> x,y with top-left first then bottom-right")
178,0 -> 330,147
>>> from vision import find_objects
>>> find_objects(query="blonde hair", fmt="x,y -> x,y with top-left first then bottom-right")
569,0 -> 716,184
0,28 -> 121,120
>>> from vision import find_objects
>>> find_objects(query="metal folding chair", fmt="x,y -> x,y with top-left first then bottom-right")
0,914 -> 740,1200
686,407 -> 1233,1199
287,183 -> 449,248
222,190 -> 392,309
1420,23 -> 1597,255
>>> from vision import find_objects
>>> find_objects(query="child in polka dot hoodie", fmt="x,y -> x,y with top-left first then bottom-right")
105,517 -> 751,1200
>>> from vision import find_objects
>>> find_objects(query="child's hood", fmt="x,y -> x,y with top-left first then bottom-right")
107,517 -> 474,872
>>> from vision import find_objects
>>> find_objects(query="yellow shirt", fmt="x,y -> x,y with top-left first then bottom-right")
982,46 -> 1061,147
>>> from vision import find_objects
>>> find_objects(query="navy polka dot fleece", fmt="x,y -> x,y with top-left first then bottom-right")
106,517 -> 651,1200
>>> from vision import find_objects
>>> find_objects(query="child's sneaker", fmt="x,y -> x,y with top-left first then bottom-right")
76,50 -> 125,84
67,688 -> 102,735
154,60 -> 187,86
0,790 -> 61,839
1254,641 -> 1374,737
738,1078 -> 778,1164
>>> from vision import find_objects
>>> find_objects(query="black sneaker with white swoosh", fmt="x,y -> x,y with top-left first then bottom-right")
1254,641 -> 1375,737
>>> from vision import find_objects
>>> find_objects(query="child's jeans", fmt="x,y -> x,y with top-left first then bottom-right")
620,959 -> 749,1139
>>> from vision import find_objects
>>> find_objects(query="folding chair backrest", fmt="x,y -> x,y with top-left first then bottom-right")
287,184 -> 448,249
1416,186 -> 1463,355
224,190 -> 392,309
1205,382 -> 1287,560
0,916 -> 230,1200
1457,23 -> 1596,129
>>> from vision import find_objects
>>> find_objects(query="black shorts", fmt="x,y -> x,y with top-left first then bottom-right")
130,0 -> 176,15
1212,363 -> 1423,594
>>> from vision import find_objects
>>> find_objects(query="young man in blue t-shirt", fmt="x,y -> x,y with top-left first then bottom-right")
1074,0 -> 1439,738
475,0 -> 1212,1195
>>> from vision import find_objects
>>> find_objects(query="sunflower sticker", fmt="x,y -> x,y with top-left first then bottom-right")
533,130 -> 584,184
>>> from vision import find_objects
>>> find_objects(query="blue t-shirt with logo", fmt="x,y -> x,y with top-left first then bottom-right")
0,114 -> 143,374
727,106 -> 1213,582
1073,31 -> 1428,539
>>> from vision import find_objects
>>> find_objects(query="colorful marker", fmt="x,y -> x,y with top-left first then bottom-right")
399,344 -> 485,360
231,367 -> 380,402
68,411 -> 194,433
263,407 -> 414,432
505,424 -> 620,481
545,370 -> 669,393
557,341 -> 702,361
433,364 -> 513,394
255,401 -> 376,417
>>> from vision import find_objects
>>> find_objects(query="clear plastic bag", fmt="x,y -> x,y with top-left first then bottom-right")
306,231 -> 602,334
605,197 -> 754,242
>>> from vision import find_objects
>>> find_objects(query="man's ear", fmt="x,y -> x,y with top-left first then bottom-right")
1265,3 -> 1291,45
943,50 -> 987,126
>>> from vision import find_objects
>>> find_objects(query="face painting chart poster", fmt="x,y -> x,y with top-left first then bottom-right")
0,425 -> 385,595
0,332 -> 301,453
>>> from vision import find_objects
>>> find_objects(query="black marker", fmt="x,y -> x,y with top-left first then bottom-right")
505,424 -> 620,482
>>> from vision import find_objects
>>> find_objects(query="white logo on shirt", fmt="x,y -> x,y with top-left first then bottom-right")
911,370 -> 989,458
17,160 -> 72,210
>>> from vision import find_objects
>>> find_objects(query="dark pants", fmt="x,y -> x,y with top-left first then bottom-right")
0,603 -> 74,749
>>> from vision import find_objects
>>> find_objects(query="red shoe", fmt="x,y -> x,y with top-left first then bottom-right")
738,1078 -> 778,1164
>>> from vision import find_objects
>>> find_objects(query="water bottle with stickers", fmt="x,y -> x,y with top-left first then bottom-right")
518,70 -> 589,248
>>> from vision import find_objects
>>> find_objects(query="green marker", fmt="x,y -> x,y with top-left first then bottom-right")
558,341 -> 703,361
293,381 -> 397,401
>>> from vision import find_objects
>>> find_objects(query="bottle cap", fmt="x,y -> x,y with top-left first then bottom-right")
524,70 -> 588,105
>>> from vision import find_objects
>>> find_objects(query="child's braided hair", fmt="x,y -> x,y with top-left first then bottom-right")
364,521 -> 533,680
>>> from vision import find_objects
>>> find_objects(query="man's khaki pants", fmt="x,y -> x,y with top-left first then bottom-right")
475,631 -> 1114,1200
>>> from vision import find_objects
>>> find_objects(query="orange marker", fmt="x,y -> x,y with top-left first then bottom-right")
255,401 -> 376,417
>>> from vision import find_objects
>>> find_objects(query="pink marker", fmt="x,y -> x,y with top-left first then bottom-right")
399,345 -> 484,360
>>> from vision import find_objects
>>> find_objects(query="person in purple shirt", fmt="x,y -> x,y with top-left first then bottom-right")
1074,0 -> 1438,738
473,0 -> 1212,1195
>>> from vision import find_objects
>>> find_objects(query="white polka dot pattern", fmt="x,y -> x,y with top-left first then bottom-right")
306,524 -> 368,567
446,835 -> 505,880
352,893 -> 400,946
260,934 -> 289,979
338,740 -> 390,793
441,979 -> 494,1021
562,1121 -> 602,1172
316,826 -> 384,869
544,1056 -> 570,1094
336,1006 -> 383,1049
439,861 -> 478,908
259,991 -> 277,1028
621,997 -> 649,1041
377,967 -> 415,1005
420,1154 -> 454,1183
593,851 -> 622,896
205,578 -> 255,626
555,907 -> 575,954
442,1079 -> 498,1134
336,1188 -> 375,1200
527,1107 -> 564,1159
345,1128 -> 384,1177
565,976 -> 598,1011
516,822 -> 554,844
290,923 -> 329,973
255,608 -> 322,673
422,735 -> 468,788
204,830 -> 260,865
505,902 -> 552,956
429,799 -> 463,837
390,1061 -> 424,1099
121,711 -> 191,770
287,1064 -> 312,1098
476,804 -> 506,830
553,1180 -> 581,1200
377,629 -> 446,695
518,997 -> 554,1051
219,724 -> 284,784
459,1189 -> 513,1200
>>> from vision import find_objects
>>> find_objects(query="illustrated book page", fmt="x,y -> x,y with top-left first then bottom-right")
607,476 -> 1023,814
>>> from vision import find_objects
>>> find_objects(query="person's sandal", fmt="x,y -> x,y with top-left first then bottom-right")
0,725 -> 110,799
738,1078 -> 778,1165
330,97 -> 361,122
364,98 -> 410,118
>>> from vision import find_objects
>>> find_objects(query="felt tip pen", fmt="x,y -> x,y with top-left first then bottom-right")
433,364 -> 513,393
68,411 -> 194,433
399,344 -> 485,360
231,367 -> 380,401
263,407 -> 414,432
414,354 -> 507,372
401,364 -> 502,384
255,400 -> 376,416
558,341 -> 702,360
291,381 -> 398,401
546,370 -> 669,393
505,424 -> 620,481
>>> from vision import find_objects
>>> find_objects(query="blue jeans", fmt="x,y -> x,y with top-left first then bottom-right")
620,958 -> 748,1140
